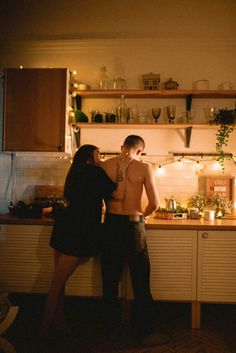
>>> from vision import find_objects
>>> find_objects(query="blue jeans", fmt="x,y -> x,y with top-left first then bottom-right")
101,213 -> 155,336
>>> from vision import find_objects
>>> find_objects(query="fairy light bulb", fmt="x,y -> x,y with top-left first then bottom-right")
195,160 -> 203,171
175,158 -> 183,167
155,165 -> 165,176
212,161 -> 222,171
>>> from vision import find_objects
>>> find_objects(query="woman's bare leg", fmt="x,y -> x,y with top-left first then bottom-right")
39,251 -> 80,337
54,251 -> 66,330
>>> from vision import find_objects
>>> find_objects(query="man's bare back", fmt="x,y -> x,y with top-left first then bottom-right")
101,154 -> 159,217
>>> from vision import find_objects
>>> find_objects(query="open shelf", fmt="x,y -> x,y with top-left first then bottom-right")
74,123 -> 218,129
70,89 -> 235,149
72,123 -> 218,148
72,89 -> 236,99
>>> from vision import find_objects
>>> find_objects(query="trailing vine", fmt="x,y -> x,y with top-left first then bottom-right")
211,108 -> 236,170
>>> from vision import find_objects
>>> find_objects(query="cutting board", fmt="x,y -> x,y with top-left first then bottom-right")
34,185 -> 64,199
154,212 -> 188,220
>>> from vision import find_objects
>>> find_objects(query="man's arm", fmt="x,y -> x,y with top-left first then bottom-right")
142,163 -> 159,217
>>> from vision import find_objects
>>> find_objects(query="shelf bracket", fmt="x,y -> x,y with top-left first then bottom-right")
185,127 -> 192,148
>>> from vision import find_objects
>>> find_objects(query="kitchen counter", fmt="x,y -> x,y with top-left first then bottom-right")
147,216 -> 236,230
1,213 -> 236,330
1,213 -> 236,230
0,214 -> 54,225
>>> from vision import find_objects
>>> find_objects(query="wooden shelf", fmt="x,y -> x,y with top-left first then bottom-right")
70,89 -> 236,149
74,123 -> 218,129
72,89 -> 236,99
72,123 -> 218,148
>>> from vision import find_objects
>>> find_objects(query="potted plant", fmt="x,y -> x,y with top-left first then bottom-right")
208,194 -> 233,218
188,193 -> 233,219
187,194 -> 208,217
210,108 -> 236,170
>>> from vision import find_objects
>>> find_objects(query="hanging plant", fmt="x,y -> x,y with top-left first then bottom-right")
210,108 -> 236,170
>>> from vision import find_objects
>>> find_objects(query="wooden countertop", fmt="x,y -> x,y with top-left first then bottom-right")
146,217 -> 236,230
1,214 -> 236,230
0,214 -> 54,225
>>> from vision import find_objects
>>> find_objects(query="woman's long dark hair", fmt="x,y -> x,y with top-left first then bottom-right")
64,144 -> 98,201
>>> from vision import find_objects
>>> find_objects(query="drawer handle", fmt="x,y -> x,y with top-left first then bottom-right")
202,232 -> 209,239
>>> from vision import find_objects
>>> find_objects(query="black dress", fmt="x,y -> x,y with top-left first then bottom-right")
50,165 -> 116,257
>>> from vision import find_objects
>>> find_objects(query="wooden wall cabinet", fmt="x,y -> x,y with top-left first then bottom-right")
3,68 -> 68,152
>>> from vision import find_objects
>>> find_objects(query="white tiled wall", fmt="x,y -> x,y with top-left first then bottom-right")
0,150 -> 235,214
0,153 -> 71,213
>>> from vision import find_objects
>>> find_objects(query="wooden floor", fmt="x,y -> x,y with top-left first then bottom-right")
4,294 -> 236,353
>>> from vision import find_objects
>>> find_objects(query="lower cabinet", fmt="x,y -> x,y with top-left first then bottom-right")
147,229 -> 197,301
197,230 -> 236,302
126,229 -> 197,301
0,224 -> 103,297
1,225 -> 236,308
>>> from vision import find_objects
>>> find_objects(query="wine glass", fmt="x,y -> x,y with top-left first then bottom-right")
167,105 -> 176,124
152,108 -> 161,123
207,106 -> 217,123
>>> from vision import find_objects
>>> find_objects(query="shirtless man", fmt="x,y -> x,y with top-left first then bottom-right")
101,135 -> 170,346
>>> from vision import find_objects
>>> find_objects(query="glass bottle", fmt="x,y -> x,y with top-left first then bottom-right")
116,95 -> 129,123
98,66 -> 109,90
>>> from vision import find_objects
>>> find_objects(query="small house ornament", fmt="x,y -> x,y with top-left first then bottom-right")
164,78 -> 179,90
142,72 -> 160,90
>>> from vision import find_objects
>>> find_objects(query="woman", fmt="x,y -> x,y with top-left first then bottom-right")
39,144 -> 131,338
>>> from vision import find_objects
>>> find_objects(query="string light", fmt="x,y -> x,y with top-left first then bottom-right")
155,165 -> 165,176
99,152 -> 235,174
194,160 -> 203,171
212,161 -> 222,171
175,158 -> 183,167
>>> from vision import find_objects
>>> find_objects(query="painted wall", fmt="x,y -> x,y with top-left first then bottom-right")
0,0 -> 236,213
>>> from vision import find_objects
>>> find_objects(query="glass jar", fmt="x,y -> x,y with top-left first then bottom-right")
113,77 -> 126,90
116,95 -> 129,123
105,111 -> 116,123
93,111 -> 103,123
98,66 -> 109,90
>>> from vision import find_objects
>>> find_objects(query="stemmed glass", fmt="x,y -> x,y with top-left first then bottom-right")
207,106 -> 217,123
152,108 -> 161,123
167,105 -> 176,124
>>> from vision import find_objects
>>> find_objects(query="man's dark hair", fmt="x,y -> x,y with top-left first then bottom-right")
123,135 -> 145,150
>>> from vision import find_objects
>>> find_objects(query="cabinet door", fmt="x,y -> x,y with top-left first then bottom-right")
126,229 -> 197,301
0,224 -> 103,296
3,68 -> 68,152
197,230 -> 236,302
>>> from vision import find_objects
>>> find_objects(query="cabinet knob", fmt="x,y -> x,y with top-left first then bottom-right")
202,232 -> 209,239
57,144 -> 63,151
